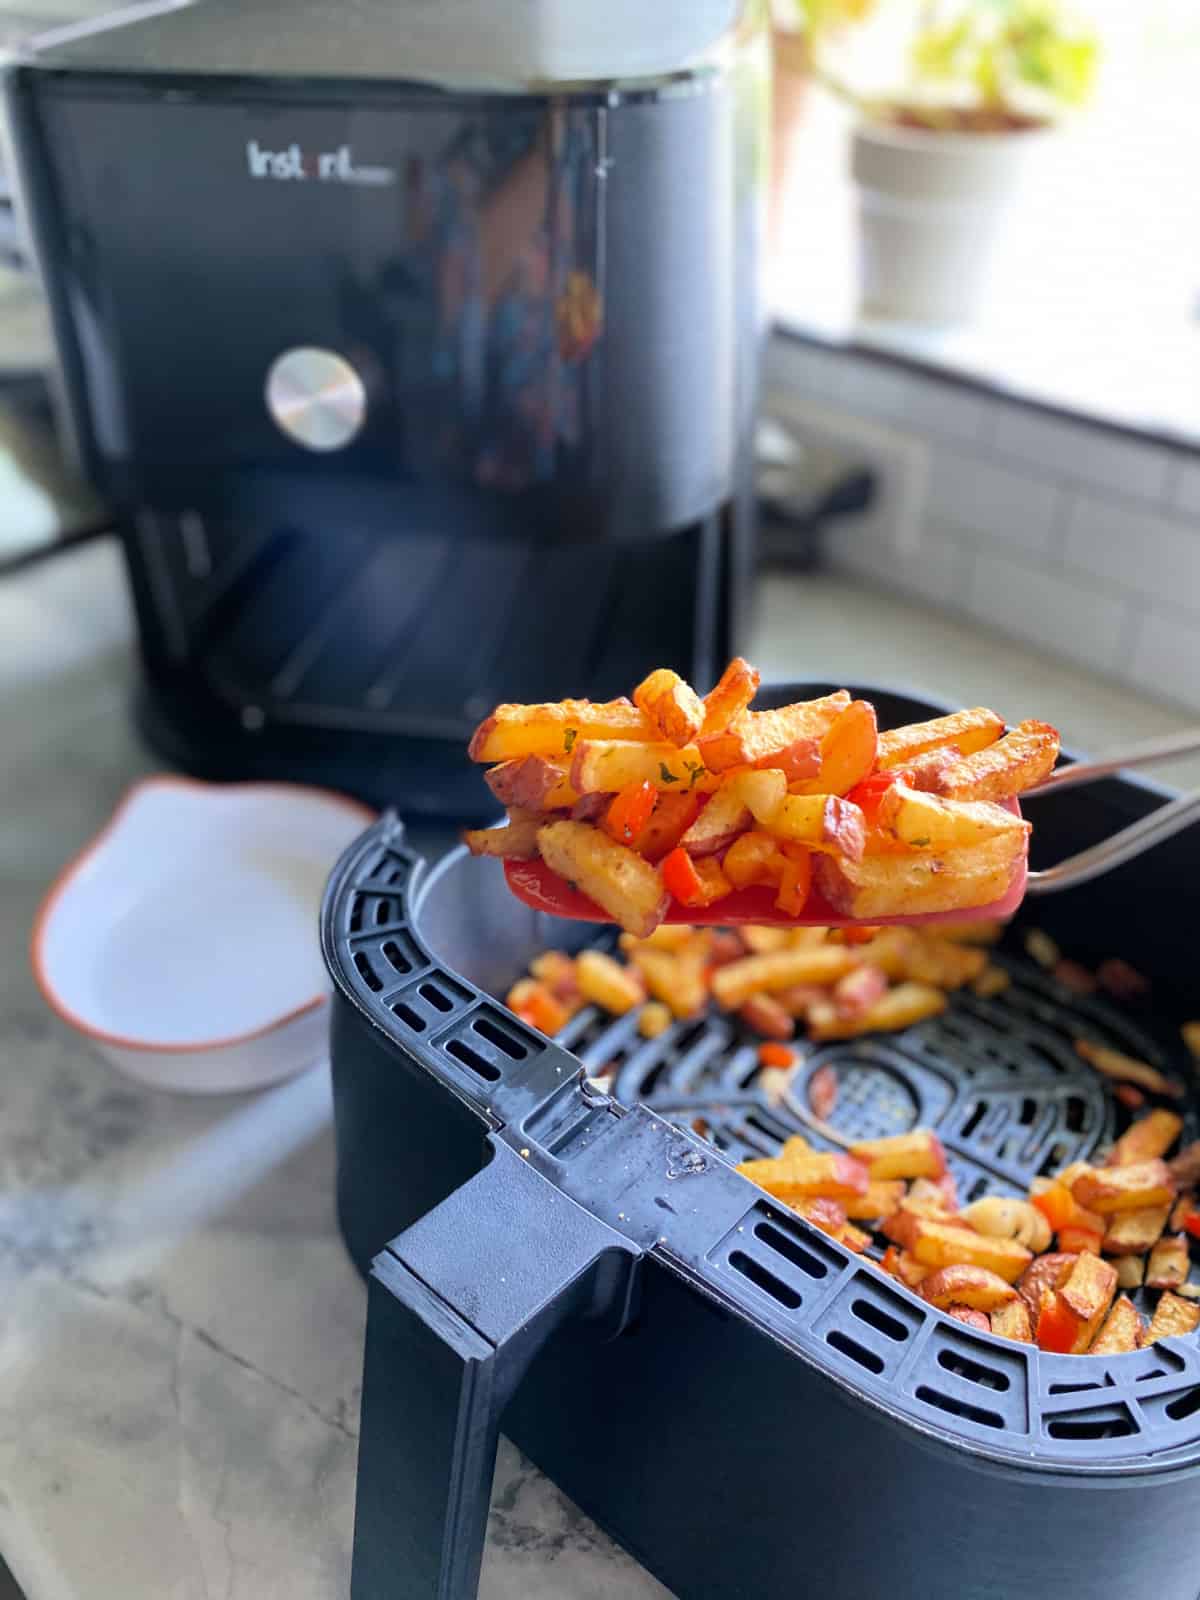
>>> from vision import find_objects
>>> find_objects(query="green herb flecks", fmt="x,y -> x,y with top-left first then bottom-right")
659,763 -> 680,785
563,729 -> 577,754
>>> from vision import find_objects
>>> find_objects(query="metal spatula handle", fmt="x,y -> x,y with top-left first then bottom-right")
1028,788 -> 1200,895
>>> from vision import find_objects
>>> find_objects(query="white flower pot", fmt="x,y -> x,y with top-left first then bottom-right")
851,120 -> 1043,324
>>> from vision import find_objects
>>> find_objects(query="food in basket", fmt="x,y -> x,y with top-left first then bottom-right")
466,662 -> 1059,935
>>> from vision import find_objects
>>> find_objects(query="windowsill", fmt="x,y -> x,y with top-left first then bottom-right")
768,91 -> 1200,453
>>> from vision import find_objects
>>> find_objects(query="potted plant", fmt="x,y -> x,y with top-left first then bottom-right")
825,0 -> 1098,322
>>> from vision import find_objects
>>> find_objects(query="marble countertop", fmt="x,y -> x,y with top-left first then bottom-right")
0,538 -> 671,1600
3,536 -> 1197,1600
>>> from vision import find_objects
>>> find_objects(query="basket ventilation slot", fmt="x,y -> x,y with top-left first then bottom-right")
729,1251 -> 803,1310
1045,1406 -> 1136,1440
826,1329 -> 884,1374
938,1348 -> 1010,1393
915,1386 -> 1004,1431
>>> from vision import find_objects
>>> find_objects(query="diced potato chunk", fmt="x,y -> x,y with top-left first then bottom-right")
1071,1159 -> 1175,1215
699,692 -> 850,776
919,1264 -> 1018,1311
989,1299 -> 1034,1344
842,1180 -> 907,1221
537,820 -> 669,938
633,668 -> 705,747
1089,1295 -> 1144,1355
1147,1292 -> 1200,1343
700,657 -> 760,737
1102,1205 -> 1170,1256
1106,1109 -> 1183,1168
737,1150 -> 870,1202
1145,1233 -> 1190,1290
789,699 -> 878,798
485,755 -> 578,811
678,779 -> 752,856
574,949 -> 645,1016
766,794 -> 867,862
849,1130 -> 947,1182
463,807 -> 547,859
906,1217 -> 1033,1283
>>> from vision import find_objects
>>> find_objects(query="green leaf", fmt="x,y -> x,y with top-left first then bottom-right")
563,729 -> 577,754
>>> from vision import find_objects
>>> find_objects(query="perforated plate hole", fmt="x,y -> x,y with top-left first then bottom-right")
729,1251 -> 802,1310
754,1220 -> 830,1280
473,1015 -> 528,1060
938,1348 -> 1010,1392
445,1038 -> 501,1083
826,1330 -> 884,1374
1166,1387 -> 1200,1421
1048,1380 -> 1102,1395
382,940 -> 414,975
419,981 -> 454,1014
353,951 -> 382,993
915,1386 -> 1004,1430
391,1001 -> 425,1032
1046,1406 -> 1136,1440
851,1298 -> 909,1343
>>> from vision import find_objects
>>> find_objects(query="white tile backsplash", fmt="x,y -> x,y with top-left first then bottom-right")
764,332 -> 1200,715
927,450 -> 1060,553
987,402 -> 1174,502
1064,494 -> 1200,616
964,550 -> 1131,679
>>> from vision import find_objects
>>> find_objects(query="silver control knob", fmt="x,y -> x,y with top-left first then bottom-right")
265,346 -> 367,452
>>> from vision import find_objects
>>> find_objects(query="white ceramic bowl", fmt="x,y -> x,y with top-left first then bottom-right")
32,778 -> 376,1093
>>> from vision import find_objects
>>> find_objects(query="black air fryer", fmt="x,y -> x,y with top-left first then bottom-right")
6,0 -> 767,814
320,684 -> 1200,1600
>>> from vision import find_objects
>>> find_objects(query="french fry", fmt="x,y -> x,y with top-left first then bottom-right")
1184,1022 -> 1200,1061
1145,1233 -> 1190,1290
990,1299 -> 1034,1344
485,755 -> 578,811
738,1150 -> 870,1202
1115,1256 -> 1145,1290
679,779 -> 752,856
570,740 -> 718,796
808,982 -> 947,1041
537,820 -> 669,938
901,937 -> 989,990
937,920 -> 1005,946
948,1305 -> 992,1331
700,657 -> 761,737
1071,1159 -> 1175,1215
934,719 -> 1061,802
574,949 -> 645,1015
633,668 -> 705,747
789,699 -> 878,798
1075,1038 -> 1183,1101
842,1179 -> 906,1221
638,1001 -> 672,1039
880,1246 -> 933,1288
730,767 -> 789,823
1170,1142 -> 1200,1190
723,831 -> 788,890
619,925 -> 696,954
1106,1110 -> 1183,1168
850,1130 -> 948,1182
628,947 -> 707,1020
1089,1295 -> 1144,1355
463,807 -> 547,859
904,1216 -> 1033,1283
876,782 -> 1028,852
919,1264 -> 1018,1312
814,830 -> 1027,920
1102,1205 -> 1170,1256
1147,1291 -> 1200,1343
710,945 -> 860,1009
905,746 -> 965,793
739,993 -> 795,1041
876,707 -> 1005,769
766,794 -> 867,862
698,692 -> 850,776
971,966 -> 1011,999
832,963 -> 889,1018
1036,1253 -> 1117,1353
470,697 -> 651,762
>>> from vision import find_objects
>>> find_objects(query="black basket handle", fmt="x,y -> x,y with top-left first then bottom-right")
352,1134 -> 640,1599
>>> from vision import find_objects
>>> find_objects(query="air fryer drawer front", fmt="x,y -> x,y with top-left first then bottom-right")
16,70 -> 745,540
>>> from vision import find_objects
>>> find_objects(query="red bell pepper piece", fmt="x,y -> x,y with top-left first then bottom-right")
662,846 -> 705,906
602,780 -> 659,846
846,768 -> 912,827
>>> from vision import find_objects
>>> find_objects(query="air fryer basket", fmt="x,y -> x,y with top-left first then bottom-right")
322,683 -> 1200,1600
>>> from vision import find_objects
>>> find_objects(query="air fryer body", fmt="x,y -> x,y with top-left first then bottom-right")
8,0 -> 767,813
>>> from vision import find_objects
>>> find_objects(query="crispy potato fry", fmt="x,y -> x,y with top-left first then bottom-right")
628,947 -> 707,1020
679,780 -> 752,856
948,1305 -> 992,1331
1071,1159 -> 1175,1215
710,945 -> 860,1009
850,1131 -> 948,1182
1145,1233 -> 1190,1290
570,739 -> 718,796
972,966 -> 1011,999
919,1264 -> 1018,1312
574,949 -> 645,1015
1017,1252 -> 1078,1317
470,697 -> 651,762
1115,1256 -> 1145,1290
1170,1142 -> 1200,1190
537,820 -> 669,938
815,830 -> 1027,920
1184,1021 -> 1200,1061
1037,1253 -> 1117,1354
832,963 -> 889,1018
842,1180 -> 906,1221
901,937 -> 989,990
1147,1291 -> 1200,1343
730,767 -> 789,823
937,920 -> 1005,946
619,925 -> 696,954
766,794 -> 868,862
1075,1039 -> 1183,1101
739,993 -> 795,1041
808,982 -> 947,1041
738,1150 -> 870,1202
1102,1205 -> 1171,1256
880,1246 -> 933,1288
633,668 -> 705,747
876,782 -> 1028,853
1107,1110 -> 1183,1168
876,708 -> 1005,769
723,831 -> 788,890
905,1216 -> 1033,1283
463,807 -> 547,859
934,719 -> 1061,802
699,692 -> 850,776
700,657 -> 761,737
485,755 -> 578,811
1090,1294 -> 1143,1355
905,746 -> 965,792
789,699 -> 878,798
990,1298 -> 1034,1344
638,1001 -> 672,1039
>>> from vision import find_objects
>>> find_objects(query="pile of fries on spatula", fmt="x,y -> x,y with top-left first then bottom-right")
465,660 -> 1060,936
